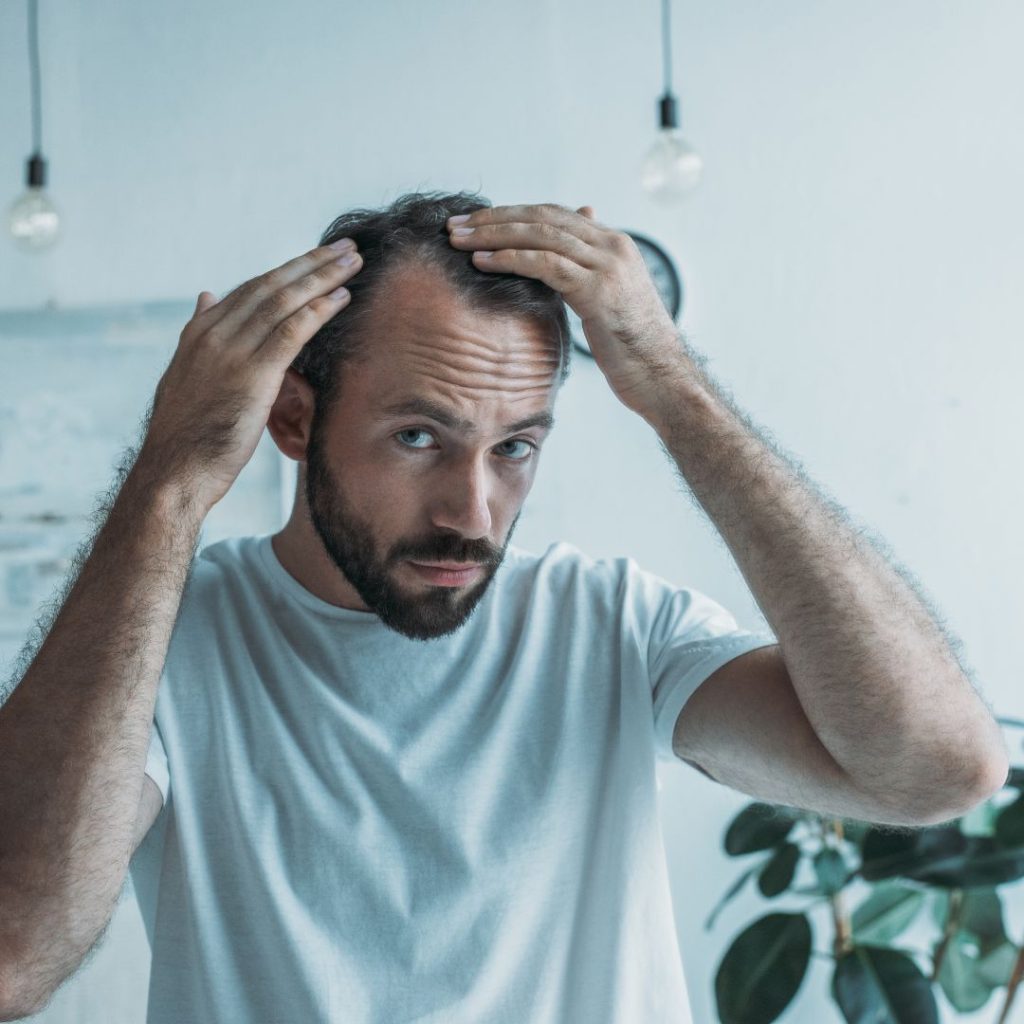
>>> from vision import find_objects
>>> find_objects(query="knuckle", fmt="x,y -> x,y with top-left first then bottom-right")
272,319 -> 302,347
274,306 -> 314,344
311,261 -> 342,286
609,231 -> 634,255
254,290 -> 290,324
201,326 -> 226,348
261,267 -> 285,291
548,255 -> 574,287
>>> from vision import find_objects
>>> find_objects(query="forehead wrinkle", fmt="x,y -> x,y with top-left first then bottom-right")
402,352 -> 558,386
363,270 -> 561,438
397,325 -> 561,374
401,349 -> 559,389
379,283 -> 561,368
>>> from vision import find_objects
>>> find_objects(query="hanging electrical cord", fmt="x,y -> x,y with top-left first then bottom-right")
662,0 -> 672,106
29,0 -> 42,160
8,0 -> 62,251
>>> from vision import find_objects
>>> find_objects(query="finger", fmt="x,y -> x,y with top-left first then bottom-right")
449,219 -> 601,269
466,247 -> 588,297
191,240 -> 357,331
448,203 -> 605,247
576,205 -> 596,219
258,278 -> 354,363
199,241 -> 361,346
194,291 -> 219,316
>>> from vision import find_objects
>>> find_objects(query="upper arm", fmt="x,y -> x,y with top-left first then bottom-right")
671,644 -> 915,825
132,774 -> 165,854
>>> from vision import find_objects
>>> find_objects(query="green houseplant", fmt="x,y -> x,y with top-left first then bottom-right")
706,722 -> 1024,1024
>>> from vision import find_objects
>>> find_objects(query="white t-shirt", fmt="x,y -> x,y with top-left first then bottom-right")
129,534 -> 776,1023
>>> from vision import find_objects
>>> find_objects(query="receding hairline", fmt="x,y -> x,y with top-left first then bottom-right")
353,255 -> 567,391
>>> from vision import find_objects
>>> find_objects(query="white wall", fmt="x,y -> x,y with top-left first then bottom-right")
2,1 -> 1022,1021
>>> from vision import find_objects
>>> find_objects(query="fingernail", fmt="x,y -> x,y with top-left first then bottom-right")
447,214 -> 471,226
328,237 -> 356,251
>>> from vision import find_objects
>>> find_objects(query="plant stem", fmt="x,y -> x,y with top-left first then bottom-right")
825,819 -> 853,957
930,888 -> 963,982
995,943 -> 1024,1024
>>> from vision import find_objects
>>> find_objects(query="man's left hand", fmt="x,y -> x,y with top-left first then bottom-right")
445,202 -> 685,419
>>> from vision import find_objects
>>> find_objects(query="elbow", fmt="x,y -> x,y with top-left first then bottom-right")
913,754 -> 1011,827
0,950 -> 48,1023
971,753 -> 1012,805
0,985 -> 48,1023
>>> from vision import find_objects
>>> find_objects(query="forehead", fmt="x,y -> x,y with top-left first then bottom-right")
350,263 -> 562,429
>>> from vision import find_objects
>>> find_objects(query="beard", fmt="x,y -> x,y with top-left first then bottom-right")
302,416 -> 520,642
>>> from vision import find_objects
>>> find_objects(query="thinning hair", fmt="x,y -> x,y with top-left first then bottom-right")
290,189 -> 572,421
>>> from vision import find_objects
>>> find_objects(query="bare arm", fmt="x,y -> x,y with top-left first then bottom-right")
0,459 -> 204,1018
0,237 -> 364,1019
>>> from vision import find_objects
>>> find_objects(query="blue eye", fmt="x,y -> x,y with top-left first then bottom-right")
495,439 -> 536,460
394,429 -> 536,461
396,428 -> 433,449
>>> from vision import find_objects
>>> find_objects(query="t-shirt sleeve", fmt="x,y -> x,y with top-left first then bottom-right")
625,558 -> 778,764
144,716 -> 170,804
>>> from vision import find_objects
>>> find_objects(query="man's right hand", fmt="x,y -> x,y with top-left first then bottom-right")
137,239 -> 363,512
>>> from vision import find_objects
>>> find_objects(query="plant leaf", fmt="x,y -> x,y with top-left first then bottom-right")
724,803 -> 801,857
929,888 -> 1006,946
936,931 -> 1000,1013
813,847 -> 850,896
715,912 -> 812,1024
974,939 -> 1019,988
705,864 -> 761,932
858,826 -> 1024,888
832,944 -> 939,1024
851,882 -> 925,944
758,841 -> 801,898
994,791 -> 1024,847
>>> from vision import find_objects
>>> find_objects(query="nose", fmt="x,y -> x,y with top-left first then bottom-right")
430,451 -> 494,538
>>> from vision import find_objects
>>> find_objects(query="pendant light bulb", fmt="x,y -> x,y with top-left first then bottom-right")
8,154 -> 60,251
641,0 -> 702,203
641,124 -> 703,203
9,0 -> 61,252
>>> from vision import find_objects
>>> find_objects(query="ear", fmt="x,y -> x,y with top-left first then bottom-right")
266,368 -> 316,462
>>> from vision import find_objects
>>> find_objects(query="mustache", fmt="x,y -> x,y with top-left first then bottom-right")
402,541 -> 497,564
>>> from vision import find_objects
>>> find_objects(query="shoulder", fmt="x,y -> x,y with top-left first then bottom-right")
500,540 -> 641,615
510,545 -> 753,647
178,534 -> 265,612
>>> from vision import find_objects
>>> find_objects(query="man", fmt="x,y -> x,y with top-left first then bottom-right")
0,191 -> 1008,1023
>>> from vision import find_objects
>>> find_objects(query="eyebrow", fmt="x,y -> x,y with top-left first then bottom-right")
379,397 -> 555,436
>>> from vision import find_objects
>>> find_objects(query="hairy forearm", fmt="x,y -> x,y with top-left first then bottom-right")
0,449 -> 205,1012
640,338 -> 1009,811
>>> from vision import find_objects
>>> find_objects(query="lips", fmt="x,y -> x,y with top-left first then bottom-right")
412,561 -> 482,570
407,561 -> 485,586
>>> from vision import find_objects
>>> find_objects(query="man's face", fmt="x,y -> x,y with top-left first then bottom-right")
300,261 -> 562,642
